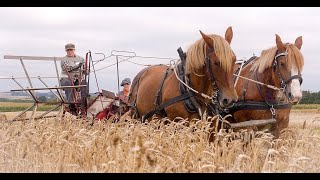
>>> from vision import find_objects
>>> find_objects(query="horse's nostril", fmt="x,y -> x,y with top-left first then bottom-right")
222,99 -> 229,106
288,92 -> 293,99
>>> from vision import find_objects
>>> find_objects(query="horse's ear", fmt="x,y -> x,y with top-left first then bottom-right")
225,26 -> 233,44
199,30 -> 213,49
295,36 -> 303,50
275,34 -> 286,51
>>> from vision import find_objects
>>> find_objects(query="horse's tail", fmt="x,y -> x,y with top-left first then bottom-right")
128,66 -> 153,119
128,64 -> 170,119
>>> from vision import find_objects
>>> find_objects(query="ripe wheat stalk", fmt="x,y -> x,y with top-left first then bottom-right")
0,113 -> 319,172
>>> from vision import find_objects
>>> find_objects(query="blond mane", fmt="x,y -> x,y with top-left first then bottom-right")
251,44 -> 304,73
185,34 -> 234,74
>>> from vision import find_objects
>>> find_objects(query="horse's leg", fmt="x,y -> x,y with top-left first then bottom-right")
274,108 -> 291,138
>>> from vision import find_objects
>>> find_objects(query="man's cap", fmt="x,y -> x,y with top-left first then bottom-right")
120,78 -> 131,86
65,43 -> 75,50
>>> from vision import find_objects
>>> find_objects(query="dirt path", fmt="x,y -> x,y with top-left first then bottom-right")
290,109 -> 320,127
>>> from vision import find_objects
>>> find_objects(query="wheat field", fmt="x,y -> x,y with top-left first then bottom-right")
0,110 -> 319,173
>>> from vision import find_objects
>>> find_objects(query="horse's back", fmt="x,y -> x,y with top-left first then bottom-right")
130,65 -> 169,97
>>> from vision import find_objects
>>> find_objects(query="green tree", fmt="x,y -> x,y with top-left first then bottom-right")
38,96 -> 47,102
300,91 -> 320,104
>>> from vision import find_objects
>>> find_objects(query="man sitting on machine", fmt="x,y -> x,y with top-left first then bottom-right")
60,43 -> 86,115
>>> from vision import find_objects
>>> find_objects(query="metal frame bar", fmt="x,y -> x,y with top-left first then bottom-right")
5,55 -> 61,122
230,119 -> 277,129
116,55 -> 122,117
38,77 -> 61,101
234,60 -> 245,87
11,85 -> 87,91
10,115 -> 59,122
26,88 -> 38,121
19,58 -> 38,121
2,54 -> 91,122
56,88 -> 65,103
58,86 -> 65,117
30,103 -> 38,121
54,57 -> 65,102
4,55 -> 63,61
0,76 -> 57,79
10,76 -> 37,121
10,104 -> 35,122
58,104 -> 65,119
55,88 -> 78,104
19,58 -> 33,88
11,78 -> 33,99
34,104 -> 62,119
27,89 -> 37,102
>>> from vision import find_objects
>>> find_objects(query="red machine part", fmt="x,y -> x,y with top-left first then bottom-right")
95,110 -> 107,120
93,100 -> 117,120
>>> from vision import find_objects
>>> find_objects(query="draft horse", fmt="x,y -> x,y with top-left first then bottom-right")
229,34 -> 304,138
128,27 -> 238,122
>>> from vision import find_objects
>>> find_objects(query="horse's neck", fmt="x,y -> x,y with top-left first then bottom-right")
189,68 -> 212,101
257,68 -> 280,101
237,65 -> 279,102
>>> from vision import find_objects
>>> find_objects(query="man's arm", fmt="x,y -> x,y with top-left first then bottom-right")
61,59 -> 72,72
71,56 -> 85,72
61,57 -> 83,72
69,61 -> 83,72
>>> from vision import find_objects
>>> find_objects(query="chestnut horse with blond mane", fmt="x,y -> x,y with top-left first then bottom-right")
228,34 -> 304,138
128,27 -> 238,122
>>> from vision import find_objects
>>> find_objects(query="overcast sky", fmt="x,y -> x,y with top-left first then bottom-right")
0,7 -> 319,94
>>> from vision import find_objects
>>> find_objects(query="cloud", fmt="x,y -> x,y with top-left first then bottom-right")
0,7 -> 319,93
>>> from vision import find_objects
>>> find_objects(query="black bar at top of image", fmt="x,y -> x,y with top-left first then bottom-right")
2,0 -> 319,7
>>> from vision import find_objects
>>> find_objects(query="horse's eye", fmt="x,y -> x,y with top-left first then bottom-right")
214,61 -> 220,66
280,62 -> 285,67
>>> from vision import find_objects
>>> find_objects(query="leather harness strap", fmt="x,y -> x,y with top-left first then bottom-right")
142,92 -> 195,121
154,67 -> 172,117
231,101 -> 291,111
128,65 -> 161,118
229,50 -> 301,116
142,62 -> 200,121
233,56 -> 257,82
141,47 -> 217,121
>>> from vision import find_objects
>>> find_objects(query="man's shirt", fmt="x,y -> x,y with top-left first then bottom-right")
60,55 -> 85,79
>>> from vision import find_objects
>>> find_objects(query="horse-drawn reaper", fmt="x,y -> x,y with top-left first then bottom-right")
1,28 -> 305,140
1,52 -> 127,122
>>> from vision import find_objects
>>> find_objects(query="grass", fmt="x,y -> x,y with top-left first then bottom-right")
0,102 -> 55,112
0,98 -> 34,103
0,102 -> 33,107
292,104 -> 320,109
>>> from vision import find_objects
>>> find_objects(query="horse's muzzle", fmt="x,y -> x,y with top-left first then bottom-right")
220,98 -> 237,108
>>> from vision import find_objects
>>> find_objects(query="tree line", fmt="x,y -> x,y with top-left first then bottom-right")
299,91 -> 320,104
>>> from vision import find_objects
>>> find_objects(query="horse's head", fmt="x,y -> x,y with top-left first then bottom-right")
194,27 -> 238,108
273,34 -> 304,104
